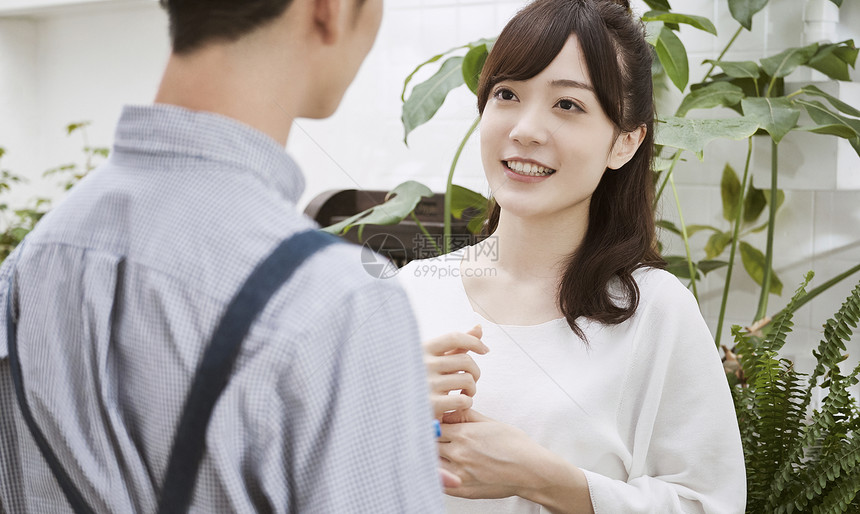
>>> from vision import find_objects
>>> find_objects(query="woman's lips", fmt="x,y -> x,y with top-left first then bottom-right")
502,160 -> 556,183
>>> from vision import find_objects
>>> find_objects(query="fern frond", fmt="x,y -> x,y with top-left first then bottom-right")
783,434 -> 860,512
768,279 -> 860,512
810,280 -> 860,386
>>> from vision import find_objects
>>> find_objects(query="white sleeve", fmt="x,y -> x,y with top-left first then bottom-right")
584,275 -> 746,514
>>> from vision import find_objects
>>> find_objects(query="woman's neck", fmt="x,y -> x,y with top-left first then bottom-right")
483,208 -> 588,284
459,208 -> 588,325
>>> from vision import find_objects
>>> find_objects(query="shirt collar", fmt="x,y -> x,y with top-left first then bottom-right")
111,104 -> 305,204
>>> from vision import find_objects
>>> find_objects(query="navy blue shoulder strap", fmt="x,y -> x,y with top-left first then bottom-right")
6,229 -> 341,514
6,243 -> 95,514
157,229 -> 340,512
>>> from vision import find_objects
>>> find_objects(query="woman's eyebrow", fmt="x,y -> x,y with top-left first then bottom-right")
549,79 -> 594,92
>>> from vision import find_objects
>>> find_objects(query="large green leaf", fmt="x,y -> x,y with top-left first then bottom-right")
728,0 -> 768,30
641,11 -> 717,35
655,27 -> 689,92
703,59 -> 761,79
645,21 -> 662,47
795,124 -> 858,138
740,241 -> 783,295
644,0 -> 672,10
321,181 -> 434,236
402,56 -> 466,144
741,97 -> 801,144
676,82 -> 745,116
796,100 -> 860,152
833,44 -> 858,67
760,43 -> 819,79
400,38 -> 495,102
721,164 -> 742,222
806,43 -> 851,81
450,184 -> 488,219
462,44 -> 489,95
655,116 -> 760,160
401,44 -> 468,102
800,85 -> 860,118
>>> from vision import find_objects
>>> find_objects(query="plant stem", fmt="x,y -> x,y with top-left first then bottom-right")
715,138 -> 754,347
755,140 -> 779,321
411,212 -> 442,256
670,172 -> 699,301
776,263 -> 860,317
654,151 -> 681,210
702,26 -> 744,83
766,76 -> 778,98
444,117 -> 481,254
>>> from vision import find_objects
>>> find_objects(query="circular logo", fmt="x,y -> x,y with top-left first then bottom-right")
360,233 -> 406,279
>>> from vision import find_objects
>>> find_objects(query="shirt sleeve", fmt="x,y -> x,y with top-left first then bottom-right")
283,278 -> 444,514
584,274 -> 747,514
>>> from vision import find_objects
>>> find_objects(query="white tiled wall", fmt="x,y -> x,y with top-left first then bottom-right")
0,0 -> 859,382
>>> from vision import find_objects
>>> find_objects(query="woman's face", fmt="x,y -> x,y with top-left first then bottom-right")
480,35 -> 631,224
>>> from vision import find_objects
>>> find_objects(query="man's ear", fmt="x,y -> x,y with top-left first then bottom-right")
607,125 -> 646,170
313,0 -> 343,45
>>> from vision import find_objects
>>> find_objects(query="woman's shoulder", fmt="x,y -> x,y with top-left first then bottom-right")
630,265 -> 700,315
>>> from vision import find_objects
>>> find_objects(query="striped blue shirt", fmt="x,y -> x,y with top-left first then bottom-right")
0,104 -> 443,513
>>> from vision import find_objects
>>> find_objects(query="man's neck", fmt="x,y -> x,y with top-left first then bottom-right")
154,43 -> 303,147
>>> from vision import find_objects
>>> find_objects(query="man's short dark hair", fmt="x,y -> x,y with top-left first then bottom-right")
159,0 -> 294,55
160,0 -> 369,55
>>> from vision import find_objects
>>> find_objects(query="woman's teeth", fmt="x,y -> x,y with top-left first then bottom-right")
505,161 -> 556,177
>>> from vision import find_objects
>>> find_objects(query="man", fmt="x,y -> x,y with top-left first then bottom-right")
0,0 -> 446,511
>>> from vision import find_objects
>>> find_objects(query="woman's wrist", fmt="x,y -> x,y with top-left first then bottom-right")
517,448 -> 594,514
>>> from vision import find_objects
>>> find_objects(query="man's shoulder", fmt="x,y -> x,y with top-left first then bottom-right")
299,240 -> 406,300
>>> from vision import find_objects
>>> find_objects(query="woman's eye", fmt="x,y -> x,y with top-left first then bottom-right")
494,88 -> 516,101
557,99 -> 580,111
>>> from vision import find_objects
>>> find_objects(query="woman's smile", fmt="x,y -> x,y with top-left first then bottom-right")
502,158 -> 556,183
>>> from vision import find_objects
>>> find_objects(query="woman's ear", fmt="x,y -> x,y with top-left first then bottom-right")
313,0 -> 343,45
607,125 -> 646,170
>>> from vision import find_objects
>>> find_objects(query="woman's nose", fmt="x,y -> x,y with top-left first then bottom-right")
509,108 -> 549,146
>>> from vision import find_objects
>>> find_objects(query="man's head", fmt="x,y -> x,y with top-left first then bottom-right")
157,0 -> 380,121
160,0 -> 368,55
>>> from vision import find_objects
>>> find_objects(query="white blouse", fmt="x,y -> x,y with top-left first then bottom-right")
398,249 -> 746,513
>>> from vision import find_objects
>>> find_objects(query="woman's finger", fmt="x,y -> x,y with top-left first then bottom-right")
425,353 -> 481,381
429,372 -> 477,397
423,327 -> 488,356
438,467 -> 462,488
432,393 -> 472,417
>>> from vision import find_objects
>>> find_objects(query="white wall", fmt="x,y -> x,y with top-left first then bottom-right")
1,0 -> 859,382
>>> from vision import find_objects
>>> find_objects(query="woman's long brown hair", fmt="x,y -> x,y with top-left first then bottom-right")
478,0 -> 664,340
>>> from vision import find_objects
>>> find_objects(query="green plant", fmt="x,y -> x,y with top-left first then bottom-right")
651,0 -> 860,346
323,38 -> 494,250
730,272 -> 860,513
0,122 -> 106,262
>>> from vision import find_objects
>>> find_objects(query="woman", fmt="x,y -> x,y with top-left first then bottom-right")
398,0 -> 746,512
